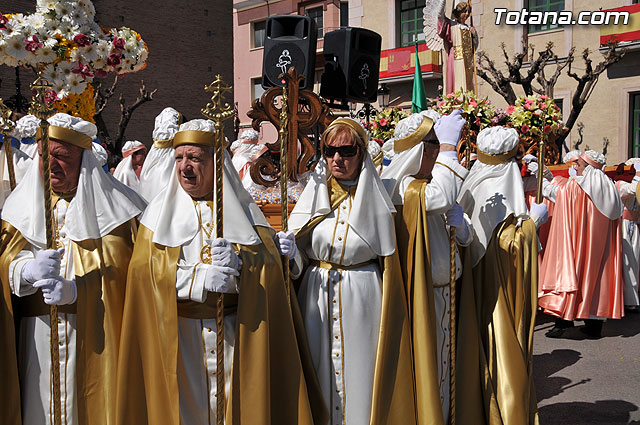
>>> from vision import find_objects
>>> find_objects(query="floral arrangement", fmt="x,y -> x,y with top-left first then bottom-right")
434,90 -> 496,133
506,94 -> 566,138
0,0 -> 148,99
52,83 -> 95,122
365,106 -> 409,144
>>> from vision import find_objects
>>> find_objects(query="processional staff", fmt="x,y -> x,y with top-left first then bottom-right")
30,73 -> 62,425
449,123 -> 471,425
201,75 -> 235,425
0,99 -> 17,191
279,86 -> 291,300
536,112 -> 547,204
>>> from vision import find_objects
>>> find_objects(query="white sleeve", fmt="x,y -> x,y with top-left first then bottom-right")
617,178 -> 639,199
424,155 -> 469,215
9,250 -> 38,297
542,179 -> 559,203
175,260 -> 208,303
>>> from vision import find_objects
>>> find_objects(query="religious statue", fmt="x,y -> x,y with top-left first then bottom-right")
424,0 -> 478,96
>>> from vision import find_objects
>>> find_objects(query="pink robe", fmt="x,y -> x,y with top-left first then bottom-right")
538,179 -> 625,320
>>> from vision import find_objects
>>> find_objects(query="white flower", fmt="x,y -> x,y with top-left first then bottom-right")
55,2 -> 73,18
95,39 -> 110,57
59,22 -> 78,39
78,43 -> 99,62
57,61 -> 74,78
35,46 -> 56,63
79,0 -> 96,19
45,20 -> 63,37
36,30 -> 58,49
5,34 -> 28,61
92,56 -> 106,69
43,63 -> 60,82
36,0 -> 56,12
66,73 -> 88,94
70,7 -> 88,26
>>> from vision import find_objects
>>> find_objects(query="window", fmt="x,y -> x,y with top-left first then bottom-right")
340,2 -> 349,28
252,20 -> 266,49
630,93 -> 640,158
252,78 -> 266,101
528,0 -> 565,33
307,7 -> 324,39
399,0 -> 426,47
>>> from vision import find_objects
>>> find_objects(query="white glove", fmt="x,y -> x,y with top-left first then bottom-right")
204,264 -> 240,294
527,161 -> 538,174
275,231 -> 298,257
529,202 -> 549,227
522,154 -> 537,164
634,162 -> 640,172
568,165 -> 577,177
33,277 -> 77,305
445,204 -> 464,228
208,238 -> 239,269
434,109 -> 466,146
22,248 -> 65,283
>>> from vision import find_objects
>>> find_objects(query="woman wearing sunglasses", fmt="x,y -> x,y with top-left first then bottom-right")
276,118 -> 419,424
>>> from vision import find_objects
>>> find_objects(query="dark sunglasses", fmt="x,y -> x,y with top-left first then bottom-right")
323,144 -> 359,158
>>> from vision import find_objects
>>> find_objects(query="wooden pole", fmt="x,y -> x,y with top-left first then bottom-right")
201,76 -> 234,425
29,74 -> 61,425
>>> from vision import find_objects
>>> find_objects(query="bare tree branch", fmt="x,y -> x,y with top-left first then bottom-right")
114,80 -> 157,153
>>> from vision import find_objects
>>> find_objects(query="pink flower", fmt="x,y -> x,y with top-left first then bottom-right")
112,37 -> 125,50
106,52 -> 121,67
71,61 -> 94,80
73,34 -> 91,47
25,35 -> 43,53
44,89 -> 59,104
474,117 -> 481,126
438,101 -> 445,108
0,14 -> 8,30
521,124 -> 530,133
540,95 -> 549,100
506,105 -> 515,114
469,100 -> 478,108
533,109 -> 542,116
544,124 -> 552,134
524,103 -> 533,111
379,118 -> 389,127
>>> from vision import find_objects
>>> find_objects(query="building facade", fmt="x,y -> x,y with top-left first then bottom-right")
233,0 -> 640,163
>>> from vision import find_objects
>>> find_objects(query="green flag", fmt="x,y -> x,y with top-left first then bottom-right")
412,43 -> 428,113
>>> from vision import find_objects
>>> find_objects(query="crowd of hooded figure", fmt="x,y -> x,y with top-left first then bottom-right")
0,105 -> 636,425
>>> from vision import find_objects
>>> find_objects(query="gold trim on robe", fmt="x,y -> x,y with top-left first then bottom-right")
0,219 -> 137,425
295,177 -> 419,425
456,215 -> 539,425
393,179 -> 445,425
115,224 -> 327,425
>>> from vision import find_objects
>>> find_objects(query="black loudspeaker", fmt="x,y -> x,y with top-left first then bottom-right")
320,28 -> 382,103
261,15 -> 317,90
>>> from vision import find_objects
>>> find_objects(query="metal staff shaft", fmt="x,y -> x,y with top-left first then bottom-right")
201,75 -> 234,425
279,87 -> 291,301
30,75 -> 61,425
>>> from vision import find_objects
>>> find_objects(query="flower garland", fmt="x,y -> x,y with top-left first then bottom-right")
0,0 -> 148,99
364,106 -> 409,144
434,90 -> 495,133
506,94 -> 566,138
52,83 -> 95,122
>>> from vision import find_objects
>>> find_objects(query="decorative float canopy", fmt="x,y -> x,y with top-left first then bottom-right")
0,0 -> 147,99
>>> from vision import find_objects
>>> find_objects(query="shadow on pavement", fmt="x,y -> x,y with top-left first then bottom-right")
533,349 -> 583,401
534,312 -> 640,340
538,400 -> 639,424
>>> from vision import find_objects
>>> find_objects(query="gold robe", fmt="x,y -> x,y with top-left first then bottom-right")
0,218 -> 137,425
456,215 -> 539,425
393,180 -> 446,425
296,178 -> 418,425
115,224 -> 327,425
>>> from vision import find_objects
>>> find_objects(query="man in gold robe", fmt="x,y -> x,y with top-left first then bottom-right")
116,119 -> 325,425
456,126 -> 547,425
0,113 -> 146,425
381,109 -> 470,424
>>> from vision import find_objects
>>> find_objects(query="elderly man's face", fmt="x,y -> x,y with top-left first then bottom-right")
175,144 -> 214,198
131,149 -> 147,168
38,139 -> 83,193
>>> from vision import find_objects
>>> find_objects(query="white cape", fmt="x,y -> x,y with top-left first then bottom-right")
576,165 -> 623,220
